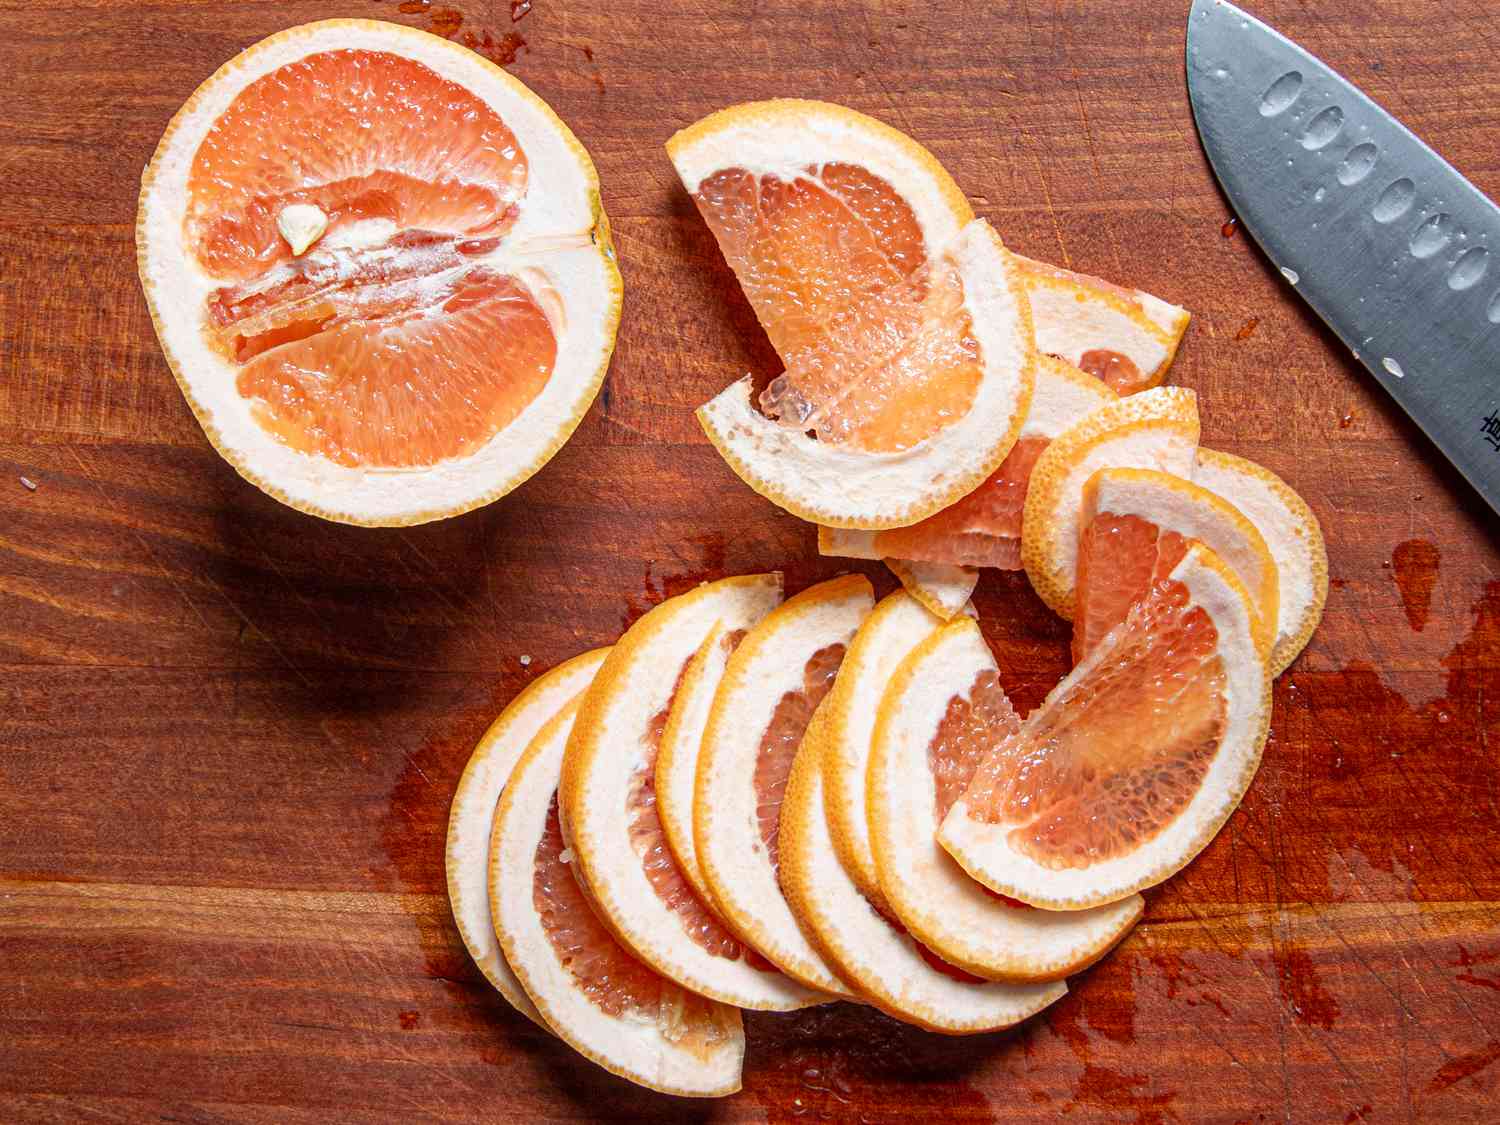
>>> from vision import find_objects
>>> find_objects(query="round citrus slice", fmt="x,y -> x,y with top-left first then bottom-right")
1192,448 -> 1328,676
868,616 -> 1143,980
138,20 -> 621,525
821,590 -> 947,909
446,647 -> 608,1028
1015,255 -> 1189,395
1074,467 -> 1279,662
559,574 -> 824,1011
939,542 -> 1272,909
491,699 -> 744,1097
778,714 -> 1066,1032
695,575 -> 874,995
820,356 -> 1117,570
1021,386 -> 1201,619
670,100 -> 1035,529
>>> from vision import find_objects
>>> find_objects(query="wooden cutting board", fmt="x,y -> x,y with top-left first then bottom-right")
4,0 -> 1499,1120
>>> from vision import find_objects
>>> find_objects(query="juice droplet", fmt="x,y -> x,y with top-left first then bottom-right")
511,0 -> 532,18
1234,316 -> 1259,341
1221,217 -> 1239,239
1338,411 -> 1354,429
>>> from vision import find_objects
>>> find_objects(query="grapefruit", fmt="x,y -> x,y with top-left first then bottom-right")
138,20 -> 621,524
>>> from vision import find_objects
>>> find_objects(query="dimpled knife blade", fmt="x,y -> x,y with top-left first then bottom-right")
1187,0 -> 1500,515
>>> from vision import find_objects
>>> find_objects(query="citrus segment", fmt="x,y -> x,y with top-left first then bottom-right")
940,543 -> 1272,908
1192,448 -> 1328,676
559,574 -> 826,1011
1021,386 -> 1201,619
445,647 -> 608,1030
777,717 -> 1067,1032
695,575 -> 874,996
1015,255 -> 1189,395
138,20 -> 620,524
490,700 -> 744,1097
883,558 -> 979,621
1074,468 -> 1279,662
868,618 -> 1142,981
821,591 -> 947,910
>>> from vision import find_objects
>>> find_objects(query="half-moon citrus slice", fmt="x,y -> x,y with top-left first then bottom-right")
138,20 -> 621,525
868,617 -> 1142,980
883,558 -> 978,621
671,100 -> 1034,528
1021,386 -> 1201,619
695,575 -> 874,995
1192,448 -> 1328,676
446,647 -> 608,1028
778,715 -> 1066,1033
1074,467 -> 1279,662
1015,255 -> 1189,395
939,542 -> 1271,909
560,574 -> 825,1011
821,590 -> 947,909
491,699 -> 744,1096
819,356 -> 1116,570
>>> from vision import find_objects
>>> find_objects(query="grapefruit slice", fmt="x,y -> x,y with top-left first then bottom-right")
1192,448 -> 1328,676
939,542 -> 1272,909
1074,468 -> 1279,663
883,558 -> 978,621
778,713 -> 1067,1032
490,698 -> 744,1096
821,590 -> 947,909
868,617 -> 1143,980
671,100 -> 1034,529
695,575 -> 874,995
559,574 -> 826,1011
445,647 -> 608,1028
1021,386 -> 1201,619
138,20 -> 621,525
819,356 -> 1116,570
1015,255 -> 1189,395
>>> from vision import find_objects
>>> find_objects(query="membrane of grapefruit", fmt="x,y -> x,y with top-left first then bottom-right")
691,164 -> 980,452
1073,514 -> 1191,662
754,642 -> 846,872
960,572 -> 1227,870
533,793 -> 731,1056
186,48 -> 557,468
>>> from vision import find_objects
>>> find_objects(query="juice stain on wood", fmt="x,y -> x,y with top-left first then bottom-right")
1234,317 -> 1259,341
383,1 -> 528,65
1391,539 -> 1440,632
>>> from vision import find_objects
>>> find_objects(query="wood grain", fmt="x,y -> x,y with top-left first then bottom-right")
3,0 -> 1500,1120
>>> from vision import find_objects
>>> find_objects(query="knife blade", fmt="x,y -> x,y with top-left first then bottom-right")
1186,0 -> 1500,515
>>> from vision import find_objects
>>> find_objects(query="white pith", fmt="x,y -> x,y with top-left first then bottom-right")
446,648 -> 607,1029
491,702 -> 745,1097
138,21 -> 619,524
868,618 -> 1142,978
695,576 -> 874,996
938,544 -> 1270,908
561,575 -> 825,1011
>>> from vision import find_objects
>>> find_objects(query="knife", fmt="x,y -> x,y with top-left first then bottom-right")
1186,0 -> 1500,515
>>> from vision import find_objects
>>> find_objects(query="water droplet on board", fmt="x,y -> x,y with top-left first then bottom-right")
1281,266 -> 1300,284
1447,246 -> 1490,291
1409,213 -> 1454,259
1300,105 -> 1345,150
1372,178 -> 1416,223
1260,71 -> 1304,117
1313,187 -> 1327,203
1211,66 -> 1230,80
1487,290 -> 1500,324
1337,142 -> 1379,185
1382,357 -> 1405,378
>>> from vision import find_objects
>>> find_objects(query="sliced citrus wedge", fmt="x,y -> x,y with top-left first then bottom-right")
671,100 -> 1034,529
138,20 -> 621,525
819,356 -> 1116,570
939,542 -> 1271,909
1021,386 -> 1201,619
446,647 -> 608,1028
695,575 -> 874,995
657,623 -> 748,911
1015,255 -> 1189,395
1192,448 -> 1328,676
821,590 -> 947,909
869,617 -> 1142,980
778,713 -> 1066,1032
1075,467 -> 1279,662
559,574 -> 825,1011
883,558 -> 978,621
491,699 -> 744,1097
